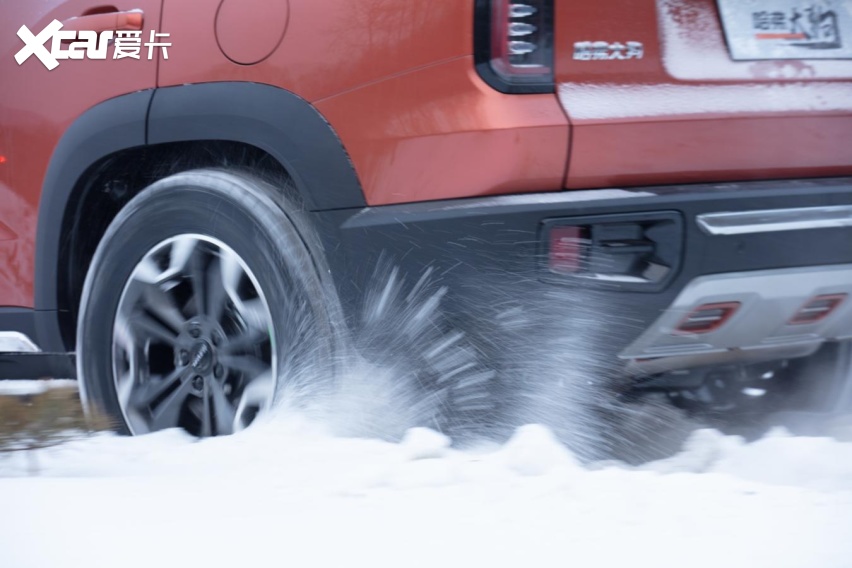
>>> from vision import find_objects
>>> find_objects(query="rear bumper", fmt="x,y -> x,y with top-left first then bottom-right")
314,177 -> 852,375
621,264 -> 852,376
3,177 -> 850,380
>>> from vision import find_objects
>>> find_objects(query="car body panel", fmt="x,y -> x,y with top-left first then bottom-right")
157,0 -> 569,206
156,0 -> 471,103
1,0 -> 852,352
554,0 -> 852,189
315,57 -> 569,205
0,0 -> 163,307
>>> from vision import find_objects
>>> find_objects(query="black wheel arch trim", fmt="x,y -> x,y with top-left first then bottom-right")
35,90 -> 152,352
147,82 -> 365,212
34,82 -> 366,351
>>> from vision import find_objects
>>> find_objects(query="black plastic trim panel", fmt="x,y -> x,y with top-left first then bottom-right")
312,178 -> 852,361
0,352 -> 76,380
539,210 -> 684,292
35,91 -> 152,351
0,308 -> 39,342
148,82 -> 365,211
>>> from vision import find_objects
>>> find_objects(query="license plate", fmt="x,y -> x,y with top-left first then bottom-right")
716,0 -> 852,60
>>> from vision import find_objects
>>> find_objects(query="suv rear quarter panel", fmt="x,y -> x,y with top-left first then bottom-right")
158,0 -> 570,206
157,0 -> 470,102
314,58 -> 568,205
0,0 -> 163,307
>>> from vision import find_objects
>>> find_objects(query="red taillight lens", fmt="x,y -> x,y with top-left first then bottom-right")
788,294 -> 846,325
549,226 -> 586,274
475,0 -> 554,93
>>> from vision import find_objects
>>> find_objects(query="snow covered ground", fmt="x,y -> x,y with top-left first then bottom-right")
2,404 -> 852,568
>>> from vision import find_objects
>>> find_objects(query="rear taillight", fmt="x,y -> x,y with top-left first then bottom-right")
475,0 -> 554,93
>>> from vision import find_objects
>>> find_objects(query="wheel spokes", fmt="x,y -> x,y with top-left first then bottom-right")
234,298 -> 270,334
219,353 -> 271,378
206,247 -> 244,323
140,284 -> 186,332
112,234 -> 277,437
199,384 -> 213,437
130,367 -> 189,410
147,372 -> 196,431
188,245 -> 208,318
234,372 -> 274,428
210,380 -> 237,435
167,237 -> 197,278
222,327 -> 269,354
130,312 -> 180,346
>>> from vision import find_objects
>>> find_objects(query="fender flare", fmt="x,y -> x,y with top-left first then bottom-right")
147,82 -> 365,211
35,82 -> 365,350
35,90 -> 151,351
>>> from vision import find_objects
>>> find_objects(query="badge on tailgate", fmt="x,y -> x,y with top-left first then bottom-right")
717,0 -> 852,60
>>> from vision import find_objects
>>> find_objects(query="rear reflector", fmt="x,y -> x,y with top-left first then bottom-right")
548,226 -> 586,274
788,294 -> 846,325
675,302 -> 740,334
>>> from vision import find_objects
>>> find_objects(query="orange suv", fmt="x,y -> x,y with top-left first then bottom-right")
2,1 -> 851,439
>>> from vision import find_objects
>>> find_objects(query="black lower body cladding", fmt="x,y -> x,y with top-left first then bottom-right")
313,177 -> 852,375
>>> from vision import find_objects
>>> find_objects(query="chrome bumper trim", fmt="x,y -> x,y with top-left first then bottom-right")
0,332 -> 41,353
697,205 -> 852,236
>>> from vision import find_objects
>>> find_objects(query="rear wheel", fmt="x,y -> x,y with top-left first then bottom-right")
77,169 -> 339,436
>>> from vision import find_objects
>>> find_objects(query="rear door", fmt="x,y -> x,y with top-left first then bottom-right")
0,0 -> 163,306
554,0 -> 852,189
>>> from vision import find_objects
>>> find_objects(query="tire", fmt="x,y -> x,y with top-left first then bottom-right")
77,169 -> 340,436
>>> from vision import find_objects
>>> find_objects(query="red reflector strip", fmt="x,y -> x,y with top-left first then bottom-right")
788,294 -> 847,325
675,302 -> 740,334
549,226 -> 584,273
755,33 -> 807,40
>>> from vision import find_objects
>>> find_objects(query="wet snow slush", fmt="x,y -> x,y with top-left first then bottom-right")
3,265 -> 852,568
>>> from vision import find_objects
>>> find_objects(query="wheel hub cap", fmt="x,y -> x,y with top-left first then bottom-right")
190,341 -> 213,372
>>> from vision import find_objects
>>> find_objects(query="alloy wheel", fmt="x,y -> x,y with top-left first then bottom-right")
111,234 -> 276,436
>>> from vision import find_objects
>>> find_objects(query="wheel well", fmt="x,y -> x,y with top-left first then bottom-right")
57,140 -> 293,349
